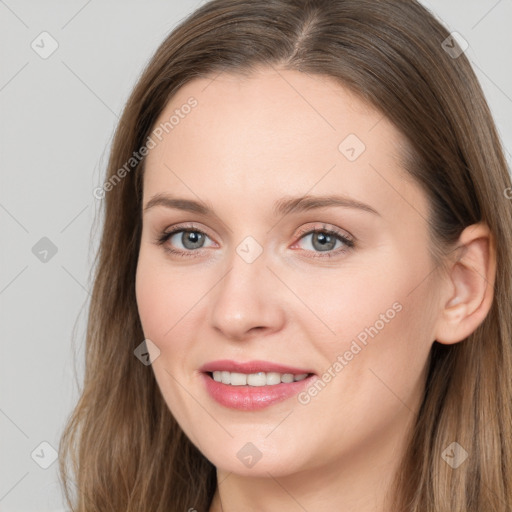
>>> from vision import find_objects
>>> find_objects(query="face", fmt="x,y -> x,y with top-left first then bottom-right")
135,67 -> 442,477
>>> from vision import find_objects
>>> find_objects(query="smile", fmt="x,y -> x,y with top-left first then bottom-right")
210,370 -> 310,386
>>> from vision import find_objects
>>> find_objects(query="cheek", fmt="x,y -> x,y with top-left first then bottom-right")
135,252 -> 204,435
135,260 -> 168,340
291,256 -> 406,352
135,249 -> 205,342
302,251 -> 436,408
296,288 -> 433,464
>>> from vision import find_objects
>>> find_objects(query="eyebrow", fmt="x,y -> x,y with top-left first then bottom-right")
143,193 -> 380,217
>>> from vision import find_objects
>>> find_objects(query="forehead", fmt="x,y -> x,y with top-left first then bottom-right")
142,67 -> 423,223
147,67 -> 398,161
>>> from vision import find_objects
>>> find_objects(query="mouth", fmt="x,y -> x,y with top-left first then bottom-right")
198,360 -> 317,410
205,370 -> 313,386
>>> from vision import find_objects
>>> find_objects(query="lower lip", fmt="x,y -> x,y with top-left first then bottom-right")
201,372 -> 315,410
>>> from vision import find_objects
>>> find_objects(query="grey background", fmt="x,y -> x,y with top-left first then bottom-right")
1,1 -> 510,510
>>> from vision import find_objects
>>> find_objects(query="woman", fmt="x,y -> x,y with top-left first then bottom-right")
59,0 -> 512,510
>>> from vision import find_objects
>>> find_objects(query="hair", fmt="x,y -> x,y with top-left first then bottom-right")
58,0 -> 512,510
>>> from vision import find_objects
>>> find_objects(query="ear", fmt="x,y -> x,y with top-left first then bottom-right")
434,222 -> 496,345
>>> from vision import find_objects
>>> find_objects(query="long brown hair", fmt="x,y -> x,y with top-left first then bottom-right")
58,0 -> 512,510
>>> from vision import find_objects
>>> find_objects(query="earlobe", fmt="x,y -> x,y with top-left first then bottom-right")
434,222 -> 496,345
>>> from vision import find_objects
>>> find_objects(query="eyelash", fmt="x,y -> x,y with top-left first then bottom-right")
155,223 -> 355,259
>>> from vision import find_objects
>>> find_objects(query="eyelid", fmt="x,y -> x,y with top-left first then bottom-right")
154,222 -> 217,258
161,222 -> 216,242
160,222 -> 354,242
293,223 -> 354,243
290,223 -> 355,257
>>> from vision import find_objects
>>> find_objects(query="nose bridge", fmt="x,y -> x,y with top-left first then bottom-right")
209,238 -> 285,339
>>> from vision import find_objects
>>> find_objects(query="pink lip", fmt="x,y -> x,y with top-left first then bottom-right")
199,359 -> 314,375
199,360 -> 316,411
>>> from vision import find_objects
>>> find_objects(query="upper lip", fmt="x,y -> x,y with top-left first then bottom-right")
199,359 -> 315,375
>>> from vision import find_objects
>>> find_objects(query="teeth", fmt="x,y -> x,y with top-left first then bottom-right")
265,372 -> 282,385
211,371 -> 310,386
230,372 -> 247,386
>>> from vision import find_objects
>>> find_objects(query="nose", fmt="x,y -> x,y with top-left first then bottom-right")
209,245 -> 286,341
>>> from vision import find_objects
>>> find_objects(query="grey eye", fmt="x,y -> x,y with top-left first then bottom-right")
171,230 -> 207,250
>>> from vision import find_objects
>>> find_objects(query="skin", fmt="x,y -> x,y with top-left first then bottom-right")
135,67 -> 496,511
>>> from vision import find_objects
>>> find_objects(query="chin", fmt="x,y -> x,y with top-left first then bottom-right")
200,439 -> 309,478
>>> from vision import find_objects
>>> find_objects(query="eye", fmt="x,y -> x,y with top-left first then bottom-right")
292,225 -> 355,257
155,224 -> 215,257
155,223 -> 355,259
